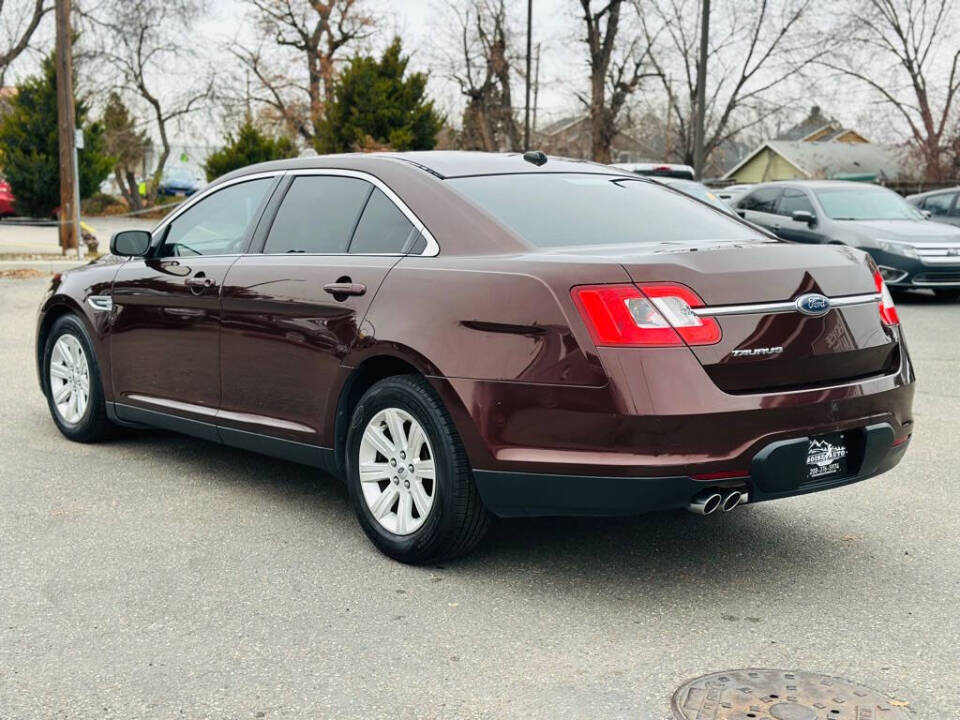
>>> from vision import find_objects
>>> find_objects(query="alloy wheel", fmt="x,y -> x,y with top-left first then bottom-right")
358,407 -> 436,535
48,334 -> 90,425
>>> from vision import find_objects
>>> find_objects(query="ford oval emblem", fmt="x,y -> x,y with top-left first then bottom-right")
795,293 -> 831,316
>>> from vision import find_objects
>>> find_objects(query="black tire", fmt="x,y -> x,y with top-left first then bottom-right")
934,288 -> 960,300
345,375 -> 492,564
42,314 -> 111,443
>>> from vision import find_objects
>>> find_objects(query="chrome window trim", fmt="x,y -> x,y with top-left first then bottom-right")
692,292 -> 880,317
148,167 -> 440,258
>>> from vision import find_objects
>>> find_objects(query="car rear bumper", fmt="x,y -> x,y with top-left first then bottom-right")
473,423 -> 910,517
434,333 -> 914,517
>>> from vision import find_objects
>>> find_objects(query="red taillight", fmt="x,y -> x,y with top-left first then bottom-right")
571,283 -> 721,347
874,270 -> 900,326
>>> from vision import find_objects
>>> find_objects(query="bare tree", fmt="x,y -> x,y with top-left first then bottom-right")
441,0 -> 521,151
81,0 -> 211,204
234,0 -> 375,143
577,0 -> 658,163
0,0 -> 51,86
821,0 -> 960,180
637,0 -> 822,170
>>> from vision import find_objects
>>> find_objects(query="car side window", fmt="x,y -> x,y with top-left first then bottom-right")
923,192 -> 956,216
349,188 -> 420,254
160,178 -> 273,257
778,189 -> 815,217
264,175 -> 372,254
738,187 -> 781,213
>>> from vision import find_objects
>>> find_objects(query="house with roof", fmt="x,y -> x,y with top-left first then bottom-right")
535,115 -> 653,163
722,140 -> 913,183
777,105 -> 869,144
721,105 -> 916,183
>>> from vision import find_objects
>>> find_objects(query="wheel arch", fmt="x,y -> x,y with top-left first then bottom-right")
331,350 -> 488,478
36,297 -> 94,397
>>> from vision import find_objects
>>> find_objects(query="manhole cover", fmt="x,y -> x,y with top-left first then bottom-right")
671,669 -> 911,720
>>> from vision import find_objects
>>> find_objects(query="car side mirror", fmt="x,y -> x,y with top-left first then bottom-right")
921,209 -> 932,220
792,210 -> 816,225
110,230 -> 152,257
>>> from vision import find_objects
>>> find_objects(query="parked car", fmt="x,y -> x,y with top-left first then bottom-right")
736,180 -> 960,298
650,177 -> 739,216
906,187 -> 960,227
157,166 -> 203,197
36,152 -> 914,563
0,177 -> 16,217
610,161 -> 695,180
714,183 -> 754,206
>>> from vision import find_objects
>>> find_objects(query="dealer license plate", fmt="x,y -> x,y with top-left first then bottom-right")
806,433 -> 848,480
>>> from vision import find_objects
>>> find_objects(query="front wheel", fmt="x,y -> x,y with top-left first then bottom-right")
345,375 -> 491,564
43,314 -> 111,442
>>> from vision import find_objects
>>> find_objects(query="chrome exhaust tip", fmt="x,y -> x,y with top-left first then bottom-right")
721,490 -> 744,512
687,491 -> 723,516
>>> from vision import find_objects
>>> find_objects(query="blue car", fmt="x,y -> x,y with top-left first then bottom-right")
157,167 -> 203,197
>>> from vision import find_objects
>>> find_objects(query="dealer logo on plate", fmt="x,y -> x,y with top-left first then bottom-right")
807,439 -> 847,477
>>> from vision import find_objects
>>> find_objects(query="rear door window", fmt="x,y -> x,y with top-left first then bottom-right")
923,192 -> 956,217
349,188 -> 420,254
264,175 -> 371,254
738,187 -> 782,213
777,189 -> 816,217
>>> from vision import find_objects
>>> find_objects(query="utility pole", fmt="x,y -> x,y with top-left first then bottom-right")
54,0 -> 79,254
523,0 -> 533,150
693,0 -> 710,180
532,42 -> 541,136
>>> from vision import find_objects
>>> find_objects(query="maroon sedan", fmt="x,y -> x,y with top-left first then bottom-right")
36,152 -> 914,563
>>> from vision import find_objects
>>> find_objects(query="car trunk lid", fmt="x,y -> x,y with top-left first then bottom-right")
615,242 -> 900,393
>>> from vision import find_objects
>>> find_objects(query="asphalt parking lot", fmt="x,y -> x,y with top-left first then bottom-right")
1,274 -> 958,719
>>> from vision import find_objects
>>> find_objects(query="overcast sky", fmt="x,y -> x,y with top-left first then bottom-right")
2,0 -> 926,150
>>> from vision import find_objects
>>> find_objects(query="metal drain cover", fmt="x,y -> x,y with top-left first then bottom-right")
671,668 -> 911,720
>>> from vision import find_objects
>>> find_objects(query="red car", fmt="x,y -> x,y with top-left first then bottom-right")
35,152 -> 914,563
0,178 -> 15,217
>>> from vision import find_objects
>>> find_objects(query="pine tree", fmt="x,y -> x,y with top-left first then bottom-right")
315,37 -> 443,154
203,116 -> 297,181
0,53 -> 112,217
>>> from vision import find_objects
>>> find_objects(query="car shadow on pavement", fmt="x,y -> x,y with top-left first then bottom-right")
108,426 -> 853,596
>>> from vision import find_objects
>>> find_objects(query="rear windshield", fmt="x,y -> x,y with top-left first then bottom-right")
814,188 -> 924,221
447,173 -> 757,247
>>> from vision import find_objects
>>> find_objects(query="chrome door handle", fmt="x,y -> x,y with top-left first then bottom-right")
186,275 -> 216,289
323,282 -> 366,297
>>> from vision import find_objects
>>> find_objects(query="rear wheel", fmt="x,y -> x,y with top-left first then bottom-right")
43,314 -> 111,442
345,375 -> 491,564
934,288 -> 960,300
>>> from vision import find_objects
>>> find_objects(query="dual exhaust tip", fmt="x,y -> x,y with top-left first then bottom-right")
688,489 -> 747,515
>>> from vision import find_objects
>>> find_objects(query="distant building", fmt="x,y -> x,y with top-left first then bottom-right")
776,105 -> 870,144
723,140 -> 912,183
535,115 -> 653,163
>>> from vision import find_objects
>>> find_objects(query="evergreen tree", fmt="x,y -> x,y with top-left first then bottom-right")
203,116 -> 297,180
0,53 -> 112,217
315,37 -> 443,154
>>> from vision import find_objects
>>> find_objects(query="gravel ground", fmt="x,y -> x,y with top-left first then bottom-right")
0,275 -> 958,719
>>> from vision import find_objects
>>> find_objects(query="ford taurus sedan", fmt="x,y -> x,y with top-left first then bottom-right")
737,180 -> 960,298
36,152 -> 915,563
